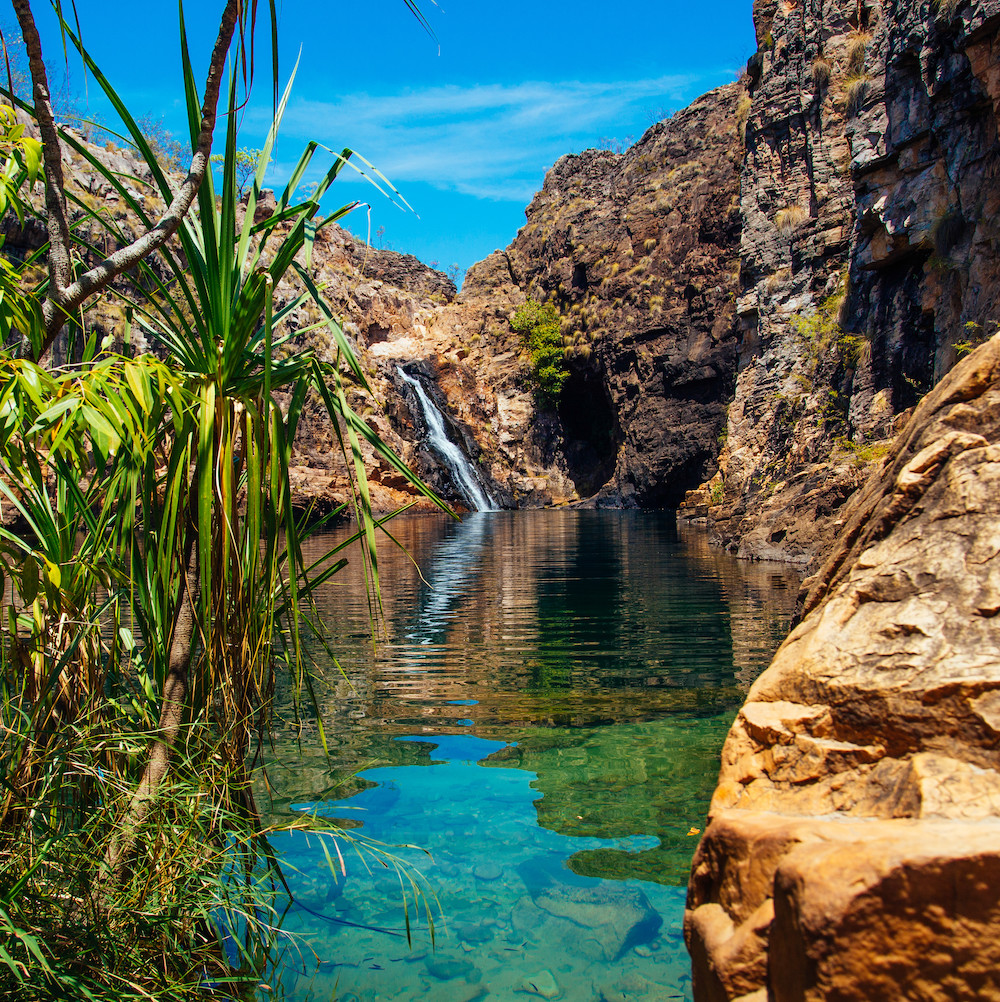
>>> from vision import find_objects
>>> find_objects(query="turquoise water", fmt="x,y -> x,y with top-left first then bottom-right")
263,511 -> 799,1001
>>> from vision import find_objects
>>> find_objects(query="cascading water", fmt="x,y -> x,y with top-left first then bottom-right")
397,366 -> 497,511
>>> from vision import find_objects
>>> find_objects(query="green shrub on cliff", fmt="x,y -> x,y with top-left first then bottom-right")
954,320 -> 998,358
511,298 -> 569,405
792,281 -> 868,372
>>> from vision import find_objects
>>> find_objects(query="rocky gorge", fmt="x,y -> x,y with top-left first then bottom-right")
248,0 -> 1000,577
4,0 -> 999,997
275,0 -> 998,998
10,2 -> 996,554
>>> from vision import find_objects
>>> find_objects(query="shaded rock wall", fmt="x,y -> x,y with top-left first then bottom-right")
684,333 -> 1000,1000
705,0 -> 1000,566
498,87 -> 744,508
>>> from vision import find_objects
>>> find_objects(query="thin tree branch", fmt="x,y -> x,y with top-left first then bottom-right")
11,0 -> 242,363
11,0 -> 72,319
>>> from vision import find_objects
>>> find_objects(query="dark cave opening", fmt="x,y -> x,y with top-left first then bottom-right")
558,366 -> 618,497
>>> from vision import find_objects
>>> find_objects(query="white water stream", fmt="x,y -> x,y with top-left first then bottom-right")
397,366 -> 497,511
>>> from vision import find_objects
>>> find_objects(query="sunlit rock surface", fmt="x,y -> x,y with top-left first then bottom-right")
685,334 -> 1000,1001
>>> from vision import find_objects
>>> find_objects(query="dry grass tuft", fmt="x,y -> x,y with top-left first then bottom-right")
846,32 -> 871,74
811,56 -> 831,88
735,93 -> 753,143
775,205 -> 809,236
844,74 -> 869,117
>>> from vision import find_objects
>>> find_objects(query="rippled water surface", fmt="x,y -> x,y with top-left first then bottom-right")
264,511 -> 799,1001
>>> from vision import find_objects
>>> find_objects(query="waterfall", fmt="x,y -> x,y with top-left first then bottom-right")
397,366 -> 496,512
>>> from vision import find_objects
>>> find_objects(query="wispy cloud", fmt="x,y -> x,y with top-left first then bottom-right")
256,73 -> 729,204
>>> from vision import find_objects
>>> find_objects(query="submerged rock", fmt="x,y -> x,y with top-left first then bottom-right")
473,860 -> 503,881
516,860 -> 662,962
519,969 -> 560,999
424,955 -> 479,982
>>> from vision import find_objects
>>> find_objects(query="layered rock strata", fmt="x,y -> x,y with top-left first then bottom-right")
699,0 -> 1000,565
684,333 -> 1000,1001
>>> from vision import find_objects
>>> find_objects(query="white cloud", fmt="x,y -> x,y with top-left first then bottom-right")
254,73 -> 727,203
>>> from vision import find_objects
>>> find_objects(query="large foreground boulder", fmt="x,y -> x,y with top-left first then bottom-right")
685,334 -> 1000,1001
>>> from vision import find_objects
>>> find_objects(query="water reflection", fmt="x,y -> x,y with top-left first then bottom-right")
279,512 -> 797,735
404,513 -> 492,646
265,512 -> 799,1000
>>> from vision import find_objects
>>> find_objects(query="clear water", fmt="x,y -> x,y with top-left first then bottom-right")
262,511 -> 799,1001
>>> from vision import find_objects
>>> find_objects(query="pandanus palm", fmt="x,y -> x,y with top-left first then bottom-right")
0,3 -> 445,994
63,23 -> 447,878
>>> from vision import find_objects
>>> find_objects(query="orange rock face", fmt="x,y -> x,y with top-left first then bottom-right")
685,335 -> 1000,1001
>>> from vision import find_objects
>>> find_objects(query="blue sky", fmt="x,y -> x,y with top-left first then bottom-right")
33,1 -> 756,281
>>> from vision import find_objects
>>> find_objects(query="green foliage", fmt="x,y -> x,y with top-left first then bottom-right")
0,104 -> 40,223
209,146 -> 271,197
792,282 -> 867,371
954,320 -> 998,358
511,298 -> 569,405
819,388 -> 849,424
709,480 -> 724,505
792,289 -> 843,353
834,434 -> 892,466
0,5 -> 443,999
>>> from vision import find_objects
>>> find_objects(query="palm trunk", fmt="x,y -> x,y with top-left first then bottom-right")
103,542 -> 200,884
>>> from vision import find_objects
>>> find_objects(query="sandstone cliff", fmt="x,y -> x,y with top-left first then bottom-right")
368,0 -> 1000,567
700,0 -> 1000,565
490,86 -> 744,509
685,332 -> 1000,1001
7,0 -> 1000,549
353,84 -> 746,509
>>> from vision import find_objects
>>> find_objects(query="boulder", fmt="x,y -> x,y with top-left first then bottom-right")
530,879 -> 662,962
685,334 -> 1000,1000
